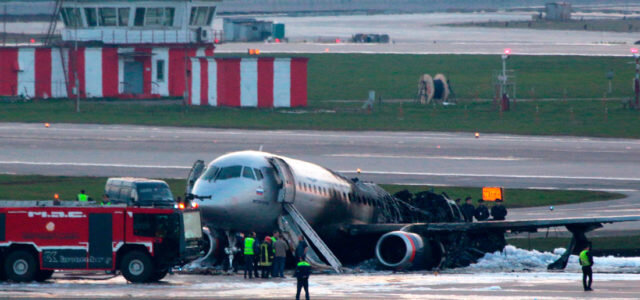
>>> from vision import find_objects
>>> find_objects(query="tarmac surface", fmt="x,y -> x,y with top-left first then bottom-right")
214,12 -> 640,56
2,122 -> 640,233
1,122 -> 638,191
1,272 -> 639,299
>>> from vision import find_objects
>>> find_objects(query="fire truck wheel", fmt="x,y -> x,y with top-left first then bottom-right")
150,269 -> 169,281
4,250 -> 37,282
34,270 -> 54,282
121,251 -> 154,283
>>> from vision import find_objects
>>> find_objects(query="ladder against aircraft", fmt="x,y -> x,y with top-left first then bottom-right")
280,203 -> 343,273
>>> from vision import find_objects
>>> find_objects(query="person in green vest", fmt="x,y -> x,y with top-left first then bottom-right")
243,232 -> 258,279
77,190 -> 88,202
258,236 -> 274,278
294,258 -> 311,300
100,194 -> 111,206
579,243 -> 594,291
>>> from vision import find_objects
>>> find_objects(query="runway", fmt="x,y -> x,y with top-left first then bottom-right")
1,272 -> 639,299
0,122 -> 639,191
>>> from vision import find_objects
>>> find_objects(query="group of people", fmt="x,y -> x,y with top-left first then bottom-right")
243,232 -> 311,299
76,190 -> 111,205
458,196 -> 507,222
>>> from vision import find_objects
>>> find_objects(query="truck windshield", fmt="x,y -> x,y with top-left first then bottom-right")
133,213 -> 180,240
136,183 -> 174,203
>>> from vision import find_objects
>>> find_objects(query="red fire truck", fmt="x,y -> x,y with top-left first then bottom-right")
0,204 -> 203,283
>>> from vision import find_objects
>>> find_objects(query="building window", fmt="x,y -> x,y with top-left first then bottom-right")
190,7 -> 214,26
156,60 -> 165,82
145,7 -> 164,26
99,8 -> 117,26
84,8 -> 98,27
134,8 -> 145,26
145,7 -> 175,27
164,8 -> 175,26
118,8 -> 130,26
61,8 -> 82,27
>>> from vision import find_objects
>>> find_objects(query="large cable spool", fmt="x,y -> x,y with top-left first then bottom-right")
417,74 -> 434,104
433,74 -> 449,102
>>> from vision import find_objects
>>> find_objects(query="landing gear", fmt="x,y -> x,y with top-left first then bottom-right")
223,231 -> 240,274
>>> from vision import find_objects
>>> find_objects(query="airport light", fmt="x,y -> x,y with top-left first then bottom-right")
503,48 -> 512,55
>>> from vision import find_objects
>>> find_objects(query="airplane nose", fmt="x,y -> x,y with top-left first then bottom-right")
192,179 -> 282,233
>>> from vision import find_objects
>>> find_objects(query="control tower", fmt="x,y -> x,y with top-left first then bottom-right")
59,0 -> 220,45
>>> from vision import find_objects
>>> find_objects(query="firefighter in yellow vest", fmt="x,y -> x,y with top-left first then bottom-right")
77,190 -> 88,202
579,243 -> 594,291
243,232 -> 258,279
258,236 -> 274,278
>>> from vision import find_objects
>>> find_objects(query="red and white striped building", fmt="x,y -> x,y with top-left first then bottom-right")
0,0 -> 308,108
189,57 -> 307,107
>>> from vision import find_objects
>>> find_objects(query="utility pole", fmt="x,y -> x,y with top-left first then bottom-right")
74,0 -> 80,113
500,48 -> 511,111
632,48 -> 640,109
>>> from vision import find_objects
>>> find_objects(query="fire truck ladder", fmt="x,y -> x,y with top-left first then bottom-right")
44,0 -> 64,46
280,203 -> 343,273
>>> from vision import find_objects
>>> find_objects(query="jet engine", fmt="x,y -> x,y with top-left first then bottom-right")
375,231 -> 443,270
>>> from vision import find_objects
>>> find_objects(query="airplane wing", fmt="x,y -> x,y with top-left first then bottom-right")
344,215 -> 640,270
344,215 -> 640,235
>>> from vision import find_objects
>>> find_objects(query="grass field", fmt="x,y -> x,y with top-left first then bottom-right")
249,54 -> 636,101
0,175 -> 624,209
450,18 -> 640,33
3,98 -> 640,137
3,54 -> 640,137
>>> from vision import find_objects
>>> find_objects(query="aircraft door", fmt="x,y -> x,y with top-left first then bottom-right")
268,158 -> 296,203
186,160 -> 205,195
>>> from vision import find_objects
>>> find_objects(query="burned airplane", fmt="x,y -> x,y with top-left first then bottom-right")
186,150 -> 640,272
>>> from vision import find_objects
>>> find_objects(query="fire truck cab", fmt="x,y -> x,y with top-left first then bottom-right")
0,204 -> 203,283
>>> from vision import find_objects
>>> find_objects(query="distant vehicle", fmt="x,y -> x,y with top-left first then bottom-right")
105,178 -> 175,207
0,204 -> 203,283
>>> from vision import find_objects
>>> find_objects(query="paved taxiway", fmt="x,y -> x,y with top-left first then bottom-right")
0,123 -> 638,191
1,122 -> 639,231
1,272 -> 639,299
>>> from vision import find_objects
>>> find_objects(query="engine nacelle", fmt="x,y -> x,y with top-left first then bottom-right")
375,231 -> 442,270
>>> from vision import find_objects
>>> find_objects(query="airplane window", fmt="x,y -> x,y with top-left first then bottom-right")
215,165 -> 242,181
201,166 -> 219,181
242,167 -> 256,180
254,168 -> 263,180
342,192 -> 347,201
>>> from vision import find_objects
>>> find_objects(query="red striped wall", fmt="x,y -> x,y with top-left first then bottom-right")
34,48 -> 51,98
68,47 -> 86,98
217,58 -> 241,107
0,48 -> 18,95
200,58 -> 209,106
257,57 -> 274,108
290,57 -> 308,107
102,47 -> 119,97
168,48 -> 197,97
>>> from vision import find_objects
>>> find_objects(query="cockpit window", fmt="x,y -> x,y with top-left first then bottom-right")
215,165 -> 242,181
201,166 -> 219,181
254,168 -> 263,180
242,167 -> 256,180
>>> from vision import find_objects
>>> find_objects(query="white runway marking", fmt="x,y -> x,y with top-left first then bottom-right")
0,161 -> 189,169
328,153 -> 529,161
